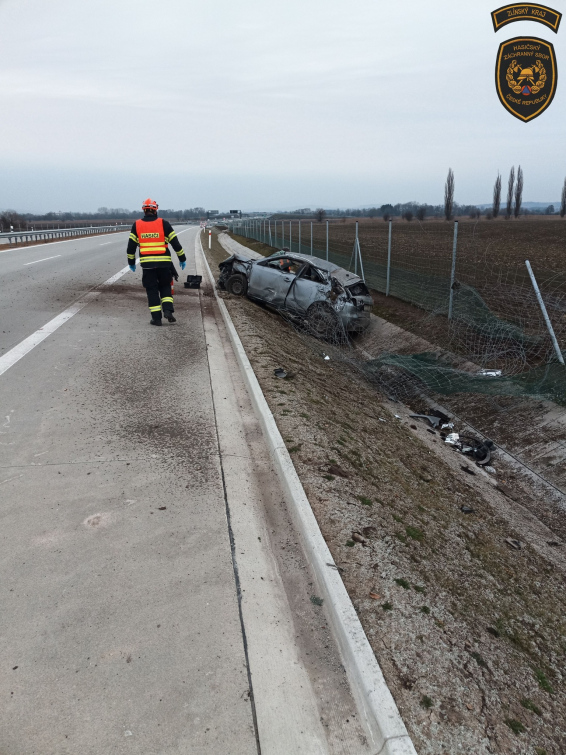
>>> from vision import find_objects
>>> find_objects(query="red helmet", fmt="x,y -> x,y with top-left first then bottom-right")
142,198 -> 158,212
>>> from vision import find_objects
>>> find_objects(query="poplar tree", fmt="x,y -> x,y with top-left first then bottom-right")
514,165 -> 523,218
506,166 -> 515,219
492,172 -> 502,218
444,168 -> 455,221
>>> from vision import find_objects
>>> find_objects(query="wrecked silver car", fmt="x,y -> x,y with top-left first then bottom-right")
217,252 -> 373,336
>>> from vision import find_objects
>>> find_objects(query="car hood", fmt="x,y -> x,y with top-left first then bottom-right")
218,253 -> 254,269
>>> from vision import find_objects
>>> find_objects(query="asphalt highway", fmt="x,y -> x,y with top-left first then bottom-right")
0,231 -> 133,356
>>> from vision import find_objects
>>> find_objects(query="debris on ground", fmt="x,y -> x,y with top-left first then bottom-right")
274,368 -> 287,379
442,431 -> 493,465
505,537 -> 522,550
410,414 -> 442,429
460,505 -> 475,514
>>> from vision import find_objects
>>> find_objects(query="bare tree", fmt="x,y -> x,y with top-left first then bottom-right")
403,210 -> 414,222
383,212 -> 391,222
492,173 -> 502,218
416,206 -> 426,221
506,166 -> 515,218
315,208 -> 326,222
560,178 -> 566,218
444,168 -> 455,220
514,165 -> 523,218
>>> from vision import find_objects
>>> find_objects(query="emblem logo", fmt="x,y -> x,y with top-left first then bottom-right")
492,4 -> 562,33
495,36 -> 558,121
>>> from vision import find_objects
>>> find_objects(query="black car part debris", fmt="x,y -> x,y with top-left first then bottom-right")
410,414 -> 442,429
184,275 -> 202,289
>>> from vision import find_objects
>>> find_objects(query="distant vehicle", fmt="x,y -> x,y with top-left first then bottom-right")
217,251 -> 373,336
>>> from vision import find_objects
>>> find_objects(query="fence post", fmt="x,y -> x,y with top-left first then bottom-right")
386,220 -> 392,296
357,232 -> 365,282
298,220 -> 301,253
282,220 -> 285,248
310,222 -> 313,255
526,260 -> 565,365
355,223 -> 359,276
448,221 -> 459,320
326,220 -> 329,261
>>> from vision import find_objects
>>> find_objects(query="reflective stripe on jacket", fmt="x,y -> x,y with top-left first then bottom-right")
135,218 -> 171,264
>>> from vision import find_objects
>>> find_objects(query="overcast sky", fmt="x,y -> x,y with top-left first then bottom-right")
0,0 -> 564,212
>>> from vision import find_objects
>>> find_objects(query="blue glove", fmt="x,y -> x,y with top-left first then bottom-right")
129,265 -> 136,272
180,261 -> 186,271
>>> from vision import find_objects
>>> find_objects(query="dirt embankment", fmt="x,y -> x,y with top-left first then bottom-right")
205,229 -> 565,755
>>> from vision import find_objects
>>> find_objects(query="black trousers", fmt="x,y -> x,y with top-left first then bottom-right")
142,267 -> 174,318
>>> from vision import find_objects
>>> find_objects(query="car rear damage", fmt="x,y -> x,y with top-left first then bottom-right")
217,252 -> 373,336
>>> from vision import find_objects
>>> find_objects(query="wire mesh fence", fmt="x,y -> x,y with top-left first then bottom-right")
227,217 -> 566,493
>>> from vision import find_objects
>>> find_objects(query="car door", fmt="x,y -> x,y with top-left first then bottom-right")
284,264 -> 329,314
247,257 -> 300,306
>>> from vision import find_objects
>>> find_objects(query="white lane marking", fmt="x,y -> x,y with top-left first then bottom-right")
100,242 -> 112,245
0,266 -> 130,378
0,231 -> 129,255
23,255 -> 61,266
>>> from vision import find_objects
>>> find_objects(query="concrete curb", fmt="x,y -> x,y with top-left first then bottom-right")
197,232 -> 418,755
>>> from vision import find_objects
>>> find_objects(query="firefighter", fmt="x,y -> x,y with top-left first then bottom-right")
126,198 -> 187,326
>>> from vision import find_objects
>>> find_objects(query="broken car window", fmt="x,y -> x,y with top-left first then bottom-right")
299,266 -> 325,283
264,258 -> 301,275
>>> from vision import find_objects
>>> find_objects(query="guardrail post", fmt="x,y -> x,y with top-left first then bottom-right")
386,220 -> 392,296
526,260 -> 565,365
448,220 -> 459,320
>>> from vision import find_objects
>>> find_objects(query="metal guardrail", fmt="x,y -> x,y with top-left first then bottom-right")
0,225 -> 130,245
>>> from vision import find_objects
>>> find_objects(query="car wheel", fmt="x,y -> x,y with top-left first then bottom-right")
226,274 -> 248,296
306,302 -> 341,341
